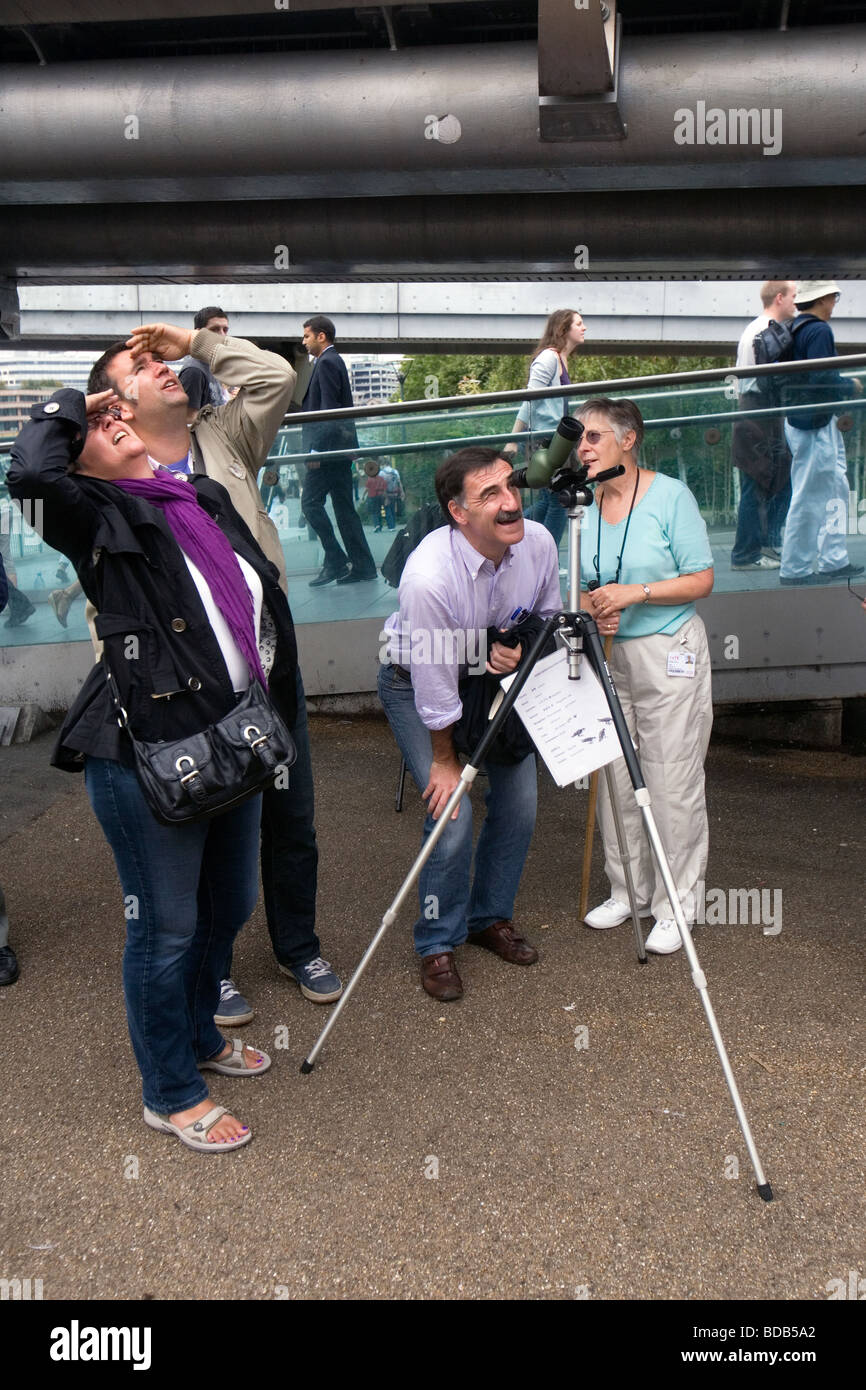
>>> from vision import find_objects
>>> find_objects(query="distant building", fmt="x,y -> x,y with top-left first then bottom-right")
0,387 -> 66,438
349,356 -> 401,405
0,352 -> 99,438
0,351 -> 98,395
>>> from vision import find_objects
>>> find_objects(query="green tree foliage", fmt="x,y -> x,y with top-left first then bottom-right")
384,351 -> 736,521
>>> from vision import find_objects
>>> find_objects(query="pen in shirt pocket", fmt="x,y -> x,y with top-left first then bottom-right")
509,607 -> 530,624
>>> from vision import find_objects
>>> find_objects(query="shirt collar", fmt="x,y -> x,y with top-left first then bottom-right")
451,526 -> 516,579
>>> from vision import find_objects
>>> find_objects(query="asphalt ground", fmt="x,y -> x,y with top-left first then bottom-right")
0,717 -> 863,1315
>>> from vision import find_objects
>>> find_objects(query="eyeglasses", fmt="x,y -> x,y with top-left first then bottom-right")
847,576 -> 866,603
582,429 -> 615,446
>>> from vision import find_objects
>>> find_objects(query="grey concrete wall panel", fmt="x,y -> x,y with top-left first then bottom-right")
14,280 -> 866,353
1,30 -> 864,204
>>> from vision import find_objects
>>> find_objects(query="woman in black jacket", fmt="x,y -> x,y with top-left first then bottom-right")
9,388 -> 300,1153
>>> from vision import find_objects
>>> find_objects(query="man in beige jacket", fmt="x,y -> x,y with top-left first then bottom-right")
87,322 -> 343,1020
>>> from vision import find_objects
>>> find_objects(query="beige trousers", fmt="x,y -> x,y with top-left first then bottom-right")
597,614 -> 712,922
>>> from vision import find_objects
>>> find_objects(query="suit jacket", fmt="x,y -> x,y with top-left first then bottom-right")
301,346 -> 359,457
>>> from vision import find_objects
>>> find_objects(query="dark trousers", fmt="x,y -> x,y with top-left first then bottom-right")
3,580 -> 35,625
302,458 -> 376,575
260,669 -> 320,968
0,881 -> 9,950
732,473 -> 792,564
223,669 -> 320,977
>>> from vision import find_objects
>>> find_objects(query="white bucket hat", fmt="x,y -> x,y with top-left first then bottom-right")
794,280 -> 840,305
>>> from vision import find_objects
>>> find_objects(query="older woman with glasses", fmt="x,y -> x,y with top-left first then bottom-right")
577,397 -> 714,955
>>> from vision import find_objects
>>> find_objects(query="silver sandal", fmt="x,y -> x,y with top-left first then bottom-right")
198,1038 -> 272,1077
143,1104 -> 252,1153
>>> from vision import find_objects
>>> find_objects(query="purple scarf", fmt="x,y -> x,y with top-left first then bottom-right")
113,470 -> 267,689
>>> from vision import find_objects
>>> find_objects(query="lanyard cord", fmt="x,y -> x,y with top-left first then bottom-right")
593,467 -> 641,588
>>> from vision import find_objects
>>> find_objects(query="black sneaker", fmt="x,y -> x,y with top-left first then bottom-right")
0,945 -> 20,986
309,565 -> 350,588
820,563 -> 865,581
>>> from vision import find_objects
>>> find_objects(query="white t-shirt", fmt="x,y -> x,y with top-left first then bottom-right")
735,312 -> 771,395
181,550 -> 263,693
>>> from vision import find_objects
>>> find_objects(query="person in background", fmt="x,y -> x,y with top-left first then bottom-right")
778,281 -> 864,587
177,306 -> 234,409
729,280 -> 796,572
379,461 -> 404,530
0,554 -> 21,985
504,308 -> 586,548
0,484 -> 35,629
578,398 -> 714,956
362,459 -> 388,529
301,315 -> 378,587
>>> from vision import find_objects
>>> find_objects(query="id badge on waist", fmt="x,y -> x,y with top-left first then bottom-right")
667,649 -> 696,678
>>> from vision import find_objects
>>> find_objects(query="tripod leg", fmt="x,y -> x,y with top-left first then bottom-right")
602,762 -> 647,963
579,615 -> 773,1201
395,756 -> 407,813
300,765 -> 479,1072
301,613 -> 564,1073
637,800 -> 772,1198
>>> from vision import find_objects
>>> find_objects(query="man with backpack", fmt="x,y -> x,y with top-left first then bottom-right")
730,281 -> 796,572
778,281 -> 863,586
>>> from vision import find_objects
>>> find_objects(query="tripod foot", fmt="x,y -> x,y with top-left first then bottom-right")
300,1059 -> 314,1074
638,955 -> 648,964
757,1182 -> 774,1203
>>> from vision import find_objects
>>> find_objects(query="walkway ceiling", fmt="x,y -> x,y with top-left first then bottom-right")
1,2 -> 865,293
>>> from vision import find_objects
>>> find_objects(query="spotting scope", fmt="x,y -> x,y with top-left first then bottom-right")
509,415 -> 585,489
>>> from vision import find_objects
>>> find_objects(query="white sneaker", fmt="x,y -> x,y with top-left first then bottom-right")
644,918 -> 683,954
584,897 -> 633,929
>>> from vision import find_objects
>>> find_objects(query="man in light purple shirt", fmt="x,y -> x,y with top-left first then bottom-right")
378,445 -> 561,1002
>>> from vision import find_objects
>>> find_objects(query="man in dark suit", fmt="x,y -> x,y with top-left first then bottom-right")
300,315 -> 378,586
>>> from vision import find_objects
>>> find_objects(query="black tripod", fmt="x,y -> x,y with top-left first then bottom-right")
301,461 -> 773,1203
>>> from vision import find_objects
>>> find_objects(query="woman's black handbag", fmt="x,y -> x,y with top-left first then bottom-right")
105,666 -> 296,825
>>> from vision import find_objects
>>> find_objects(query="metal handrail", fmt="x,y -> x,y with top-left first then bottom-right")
281,353 -> 866,426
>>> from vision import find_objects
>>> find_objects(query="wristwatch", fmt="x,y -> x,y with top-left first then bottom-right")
641,584 -> 652,603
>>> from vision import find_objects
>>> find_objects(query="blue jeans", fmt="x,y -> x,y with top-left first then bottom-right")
529,488 -> 567,546
85,757 -> 262,1114
731,473 -> 792,564
378,664 -> 538,957
259,669 -> 320,969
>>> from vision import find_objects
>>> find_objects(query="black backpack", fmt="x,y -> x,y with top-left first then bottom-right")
751,318 -> 797,405
381,501 -> 447,588
752,318 -> 794,369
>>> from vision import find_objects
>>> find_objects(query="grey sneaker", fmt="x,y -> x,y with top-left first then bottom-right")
214,978 -> 254,1026
731,555 -> 780,571
278,956 -> 343,1004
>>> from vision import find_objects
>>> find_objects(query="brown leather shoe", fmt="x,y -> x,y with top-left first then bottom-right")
420,951 -> 463,1002
467,920 -> 538,965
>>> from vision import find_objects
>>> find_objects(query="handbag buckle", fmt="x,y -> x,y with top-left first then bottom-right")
242,723 -> 269,752
175,754 -> 200,785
